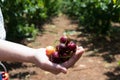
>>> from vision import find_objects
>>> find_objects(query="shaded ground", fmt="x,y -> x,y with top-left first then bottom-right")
2,15 -> 120,80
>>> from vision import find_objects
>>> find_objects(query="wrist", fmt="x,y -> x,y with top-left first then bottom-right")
28,49 -> 37,64
29,48 -> 47,67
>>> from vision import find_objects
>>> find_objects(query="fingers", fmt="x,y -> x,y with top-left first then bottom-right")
51,63 -> 67,74
72,46 -> 84,62
75,46 -> 84,58
62,46 -> 84,68
49,46 -> 84,74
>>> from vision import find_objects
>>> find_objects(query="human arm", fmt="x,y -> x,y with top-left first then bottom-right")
0,39 -> 84,74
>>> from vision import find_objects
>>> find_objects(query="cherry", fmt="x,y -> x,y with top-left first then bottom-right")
60,36 -> 70,44
58,43 -> 67,52
51,52 -> 61,63
52,51 -> 59,58
46,46 -> 55,56
67,41 -> 76,51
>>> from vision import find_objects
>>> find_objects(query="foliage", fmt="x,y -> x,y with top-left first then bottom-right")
0,0 -> 61,41
63,0 -> 120,36
17,24 -> 38,41
44,0 -> 63,16
118,60 -> 120,67
118,61 -> 120,66
0,0 -> 120,41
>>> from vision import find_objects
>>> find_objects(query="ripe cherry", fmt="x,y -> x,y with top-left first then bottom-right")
51,52 -> 61,63
60,35 -> 70,44
46,46 -> 55,56
67,41 -> 77,51
58,43 -> 67,52
52,51 -> 59,58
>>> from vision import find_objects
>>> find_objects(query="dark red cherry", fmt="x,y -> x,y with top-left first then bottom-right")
67,41 -> 77,51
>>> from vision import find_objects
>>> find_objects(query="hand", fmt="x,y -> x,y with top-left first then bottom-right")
32,46 -> 84,74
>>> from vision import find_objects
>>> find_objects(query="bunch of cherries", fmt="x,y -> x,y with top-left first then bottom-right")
46,35 -> 77,63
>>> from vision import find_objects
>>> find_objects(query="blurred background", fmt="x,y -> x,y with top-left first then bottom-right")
0,0 -> 120,80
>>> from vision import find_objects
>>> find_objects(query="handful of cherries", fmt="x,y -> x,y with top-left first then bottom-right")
46,35 -> 77,63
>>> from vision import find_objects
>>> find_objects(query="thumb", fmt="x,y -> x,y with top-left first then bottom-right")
54,64 -> 67,74
48,62 -> 67,74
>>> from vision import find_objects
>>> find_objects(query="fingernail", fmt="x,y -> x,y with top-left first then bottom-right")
61,67 -> 67,74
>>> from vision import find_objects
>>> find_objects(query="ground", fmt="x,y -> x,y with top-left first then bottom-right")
2,15 -> 120,80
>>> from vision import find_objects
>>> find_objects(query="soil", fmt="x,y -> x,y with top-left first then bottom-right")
1,15 -> 120,80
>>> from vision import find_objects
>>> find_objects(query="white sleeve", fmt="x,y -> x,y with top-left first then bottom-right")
0,8 -> 6,40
